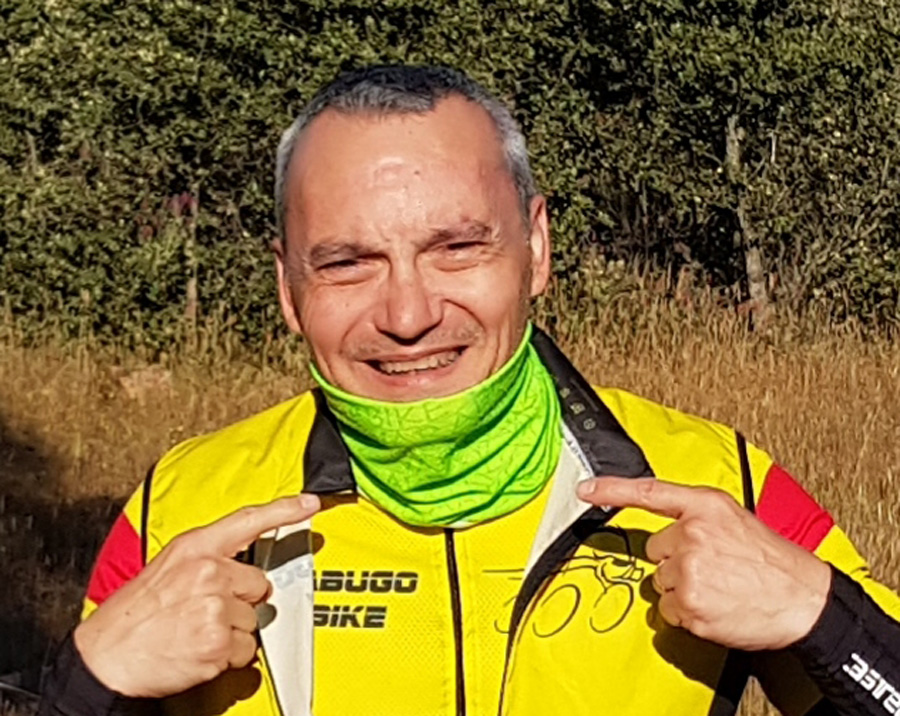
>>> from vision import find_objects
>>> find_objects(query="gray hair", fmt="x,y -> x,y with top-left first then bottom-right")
274,65 -> 537,236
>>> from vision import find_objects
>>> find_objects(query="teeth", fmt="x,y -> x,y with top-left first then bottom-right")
378,350 -> 460,375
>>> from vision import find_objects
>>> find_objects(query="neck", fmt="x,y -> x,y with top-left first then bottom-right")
311,324 -> 562,527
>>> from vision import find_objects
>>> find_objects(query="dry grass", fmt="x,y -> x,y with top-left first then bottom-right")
1,287 -> 898,714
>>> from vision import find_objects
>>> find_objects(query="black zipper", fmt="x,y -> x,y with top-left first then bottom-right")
444,529 -> 466,716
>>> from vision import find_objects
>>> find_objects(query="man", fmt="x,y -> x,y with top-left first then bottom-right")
42,65 -> 900,716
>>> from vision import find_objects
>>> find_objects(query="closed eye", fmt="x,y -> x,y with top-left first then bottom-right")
439,238 -> 492,257
319,258 -> 360,271
431,237 -> 492,271
445,241 -> 483,252
313,255 -> 378,284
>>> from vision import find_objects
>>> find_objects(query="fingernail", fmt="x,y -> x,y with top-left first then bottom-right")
576,479 -> 596,498
300,494 -> 319,510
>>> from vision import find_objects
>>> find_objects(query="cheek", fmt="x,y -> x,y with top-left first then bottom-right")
436,260 -> 528,328
298,286 -> 370,357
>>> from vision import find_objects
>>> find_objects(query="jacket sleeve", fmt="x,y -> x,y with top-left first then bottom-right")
748,459 -> 900,716
38,633 -> 159,716
790,565 -> 900,716
81,475 -> 150,620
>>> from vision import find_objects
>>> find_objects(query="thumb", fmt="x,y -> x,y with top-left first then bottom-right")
185,494 -> 320,557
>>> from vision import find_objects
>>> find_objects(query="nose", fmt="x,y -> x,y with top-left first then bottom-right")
374,266 -> 442,343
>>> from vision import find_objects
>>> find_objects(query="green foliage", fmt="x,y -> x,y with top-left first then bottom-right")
2,0 -> 899,349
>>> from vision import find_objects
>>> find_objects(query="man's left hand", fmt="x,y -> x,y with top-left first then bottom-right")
577,477 -> 831,651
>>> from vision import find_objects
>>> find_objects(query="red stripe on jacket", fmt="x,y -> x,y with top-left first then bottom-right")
756,464 -> 834,551
86,512 -> 143,605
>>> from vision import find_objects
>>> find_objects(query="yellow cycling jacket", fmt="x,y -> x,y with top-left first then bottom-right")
83,330 -> 900,716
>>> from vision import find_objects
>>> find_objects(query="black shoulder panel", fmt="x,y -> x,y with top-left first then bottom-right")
302,389 -> 356,494
531,325 -> 653,479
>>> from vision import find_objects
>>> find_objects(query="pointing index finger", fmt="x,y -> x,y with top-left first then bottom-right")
187,494 -> 321,557
576,477 -> 696,520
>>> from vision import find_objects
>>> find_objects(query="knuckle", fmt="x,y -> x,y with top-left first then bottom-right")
678,584 -> 703,614
686,616 -> 709,639
214,657 -> 230,673
193,557 -> 222,585
197,662 -> 222,682
635,479 -> 658,506
202,594 -> 228,621
679,552 -> 704,582
236,506 -> 261,530
167,532 -> 194,558
199,623 -> 232,659
681,518 -> 707,543
705,489 -> 736,513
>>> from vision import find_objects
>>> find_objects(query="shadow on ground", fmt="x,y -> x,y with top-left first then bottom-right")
0,412 -> 123,703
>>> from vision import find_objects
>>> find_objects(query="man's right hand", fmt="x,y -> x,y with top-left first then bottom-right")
73,494 -> 321,698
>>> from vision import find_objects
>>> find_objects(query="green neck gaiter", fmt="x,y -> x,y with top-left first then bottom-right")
310,325 -> 561,527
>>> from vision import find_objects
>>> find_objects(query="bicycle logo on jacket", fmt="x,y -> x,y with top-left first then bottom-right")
490,527 -> 647,638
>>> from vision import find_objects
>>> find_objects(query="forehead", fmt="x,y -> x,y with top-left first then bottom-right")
284,96 -> 517,245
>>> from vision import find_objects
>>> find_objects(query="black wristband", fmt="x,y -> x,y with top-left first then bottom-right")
39,632 -> 158,716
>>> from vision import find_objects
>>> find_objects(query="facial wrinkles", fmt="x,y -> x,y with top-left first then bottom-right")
296,163 -> 434,268
346,192 -> 523,362
342,230 -> 485,361
279,100 -> 542,400
289,194 -> 526,347
289,119 -> 511,260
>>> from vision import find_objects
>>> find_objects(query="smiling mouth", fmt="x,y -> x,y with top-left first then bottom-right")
368,348 -> 464,375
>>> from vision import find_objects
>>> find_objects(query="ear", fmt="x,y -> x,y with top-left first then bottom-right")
526,195 -> 551,297
273,238 -> 304,335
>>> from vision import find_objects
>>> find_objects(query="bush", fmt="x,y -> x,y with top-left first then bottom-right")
2,0 -> 899,350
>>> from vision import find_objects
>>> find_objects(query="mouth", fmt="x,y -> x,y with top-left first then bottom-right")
367,347 -> 465,376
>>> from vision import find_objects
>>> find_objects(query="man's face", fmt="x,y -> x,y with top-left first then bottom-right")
276,96 -> 550,402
